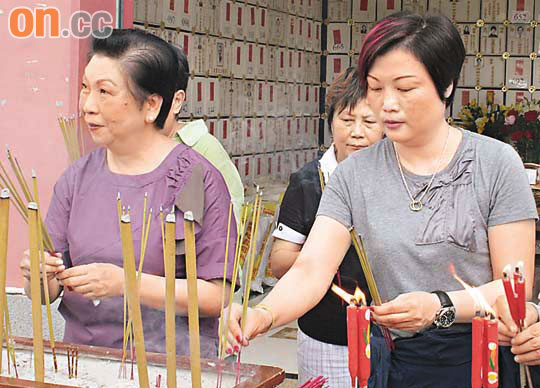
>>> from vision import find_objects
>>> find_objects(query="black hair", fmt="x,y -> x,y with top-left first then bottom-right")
358,12 -> 465,107
169,43 -> 190,92
325,67 -> 364,130
90,29 -> 178,129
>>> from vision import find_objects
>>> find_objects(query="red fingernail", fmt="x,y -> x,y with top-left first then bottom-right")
226,348 -> 232,354
234,345 -> 240,353
236,335 -> 242,342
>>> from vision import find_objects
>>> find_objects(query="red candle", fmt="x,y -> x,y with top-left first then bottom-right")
472,316 -> 484,388
357,306 -> 371,388
502,272 -> 519,325
347,305 -> 359,388
515,276 -> 526,329
483,317 -> 499,388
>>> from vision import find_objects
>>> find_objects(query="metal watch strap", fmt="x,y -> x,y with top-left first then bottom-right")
432,290 -> 453,308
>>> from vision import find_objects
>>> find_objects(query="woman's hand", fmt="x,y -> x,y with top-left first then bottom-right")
371,291 -> 440,332
56,263 -> 124,300
507,303 -> 540,366
20,249 -> 65,282
221,303 -> 273,354
493,294 -> 520,345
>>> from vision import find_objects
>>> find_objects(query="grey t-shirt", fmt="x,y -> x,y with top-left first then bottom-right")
318,130 -> 538,306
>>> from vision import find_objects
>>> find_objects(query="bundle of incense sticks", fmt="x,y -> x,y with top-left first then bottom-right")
66,347 -> 78,379
236,190 -> 264,384
218,203 -> 250,383
0,147 -> 55,252
119,209 -> 150,388
57,115 -> 84,163
299,376 -> 329,388
502,263 -> 534,388
350,230 -> 394,350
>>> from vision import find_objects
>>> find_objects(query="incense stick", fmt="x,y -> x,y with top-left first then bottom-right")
350,229 -> 394,350
4,294 -> 17,378
32,171 -> 58,372
241,192 -> 263,332
0,189 -> 9,374
28,202 -> 45,382
221,205 -> 249,359
237,192 -> 263,384
164,209 -> 177,388
218,202 -> 233,360
119,212 -> 149,388
0,150 -> 54,251
184,211 -> 202,388
216,202 -> 233,388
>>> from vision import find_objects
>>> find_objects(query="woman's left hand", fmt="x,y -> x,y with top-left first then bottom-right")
371,291 -> 440,332
56,263 -> 124,300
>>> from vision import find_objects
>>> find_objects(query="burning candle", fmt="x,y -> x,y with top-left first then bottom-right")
333,285 -> 371,388
450,265 -> 498,388
346,306 -> 359,387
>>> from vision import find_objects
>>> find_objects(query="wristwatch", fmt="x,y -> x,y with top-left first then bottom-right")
431,290 -> 456,329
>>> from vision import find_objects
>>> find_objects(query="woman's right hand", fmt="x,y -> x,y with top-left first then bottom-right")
20,250 -> 65,283
222,303 -> 273,354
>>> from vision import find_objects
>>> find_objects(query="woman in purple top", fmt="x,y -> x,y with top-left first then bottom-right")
19,29 -> 237,357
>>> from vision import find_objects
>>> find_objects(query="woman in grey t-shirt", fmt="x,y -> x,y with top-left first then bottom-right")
225,13 -> 537,388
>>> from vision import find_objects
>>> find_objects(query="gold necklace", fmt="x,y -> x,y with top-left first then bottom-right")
393,130 -> 450,212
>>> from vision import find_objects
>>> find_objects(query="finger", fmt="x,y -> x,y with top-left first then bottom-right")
61,274 -> 89,288
42,263 -> 65,274
499,334 -> 513,345
70,284 -> 95,297
512,323 -> 540,347
514,350 -> 540,365
226,305 -> 244,347
512,336 -> 540,356
372,300 -> 409,316
498,320 -> 516,339
57,266 -> 88,280
372,312 -> 414,326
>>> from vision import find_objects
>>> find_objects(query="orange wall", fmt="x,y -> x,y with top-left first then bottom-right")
1,0 -> 131,287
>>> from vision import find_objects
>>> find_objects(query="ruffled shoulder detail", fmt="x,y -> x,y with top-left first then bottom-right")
164,152 -> 195,210
164,149 -> 204,249
416,143 -> 480,252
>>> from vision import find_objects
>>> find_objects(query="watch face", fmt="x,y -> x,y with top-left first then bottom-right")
438,307 -> 456,328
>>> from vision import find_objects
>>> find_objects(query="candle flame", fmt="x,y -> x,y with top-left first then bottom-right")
449,263 -> 495,317
331,284 -> 366,306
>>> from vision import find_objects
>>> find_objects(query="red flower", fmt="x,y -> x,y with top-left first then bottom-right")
512,130 -> 523,141
524,110 -> 538,122
525,130 -> 533,139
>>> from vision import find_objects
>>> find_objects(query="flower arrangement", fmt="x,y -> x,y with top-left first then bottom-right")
458,98 -> 540,164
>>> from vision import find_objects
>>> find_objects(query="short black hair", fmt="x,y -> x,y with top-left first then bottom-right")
325,67 -> 364,129
90,29 -> 178,129
169,43 -> 190,92
358,12 -> 465,107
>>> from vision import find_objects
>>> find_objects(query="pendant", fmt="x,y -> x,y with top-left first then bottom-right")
409,200 -> 423,212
